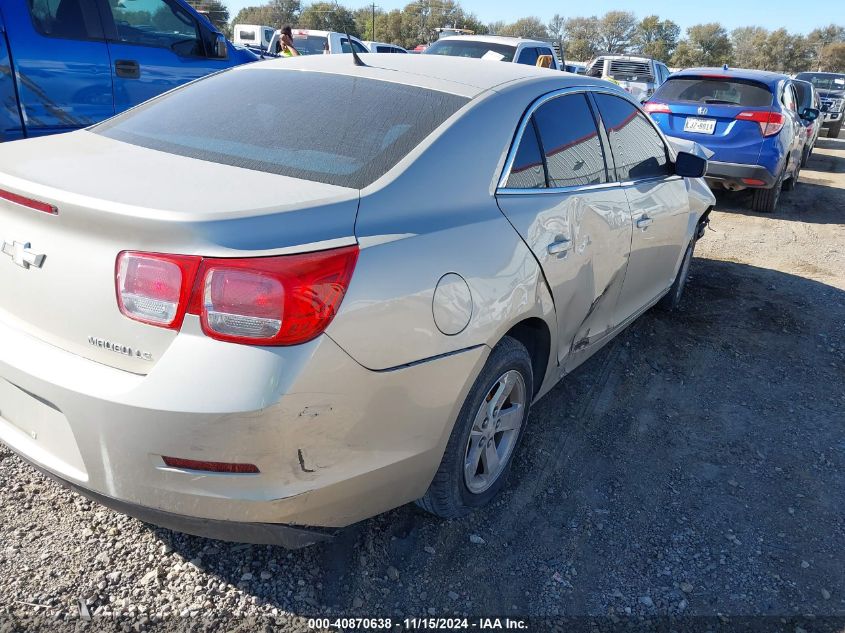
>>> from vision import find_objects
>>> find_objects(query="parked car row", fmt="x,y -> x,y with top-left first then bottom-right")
0,54 -> 714,547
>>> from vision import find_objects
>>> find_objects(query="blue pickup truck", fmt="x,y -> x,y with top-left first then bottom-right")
0,0 -> 258,141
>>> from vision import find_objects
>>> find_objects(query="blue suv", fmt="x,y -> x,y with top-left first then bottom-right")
645,68 -> 815,213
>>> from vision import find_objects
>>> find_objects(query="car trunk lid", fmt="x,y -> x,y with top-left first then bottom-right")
0,131 -> 358,374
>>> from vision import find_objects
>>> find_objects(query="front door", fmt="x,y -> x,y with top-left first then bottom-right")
96,0 -> 226,113
5,0 -> 113,135
592,92 -> 690,321
496,91 -> 633,368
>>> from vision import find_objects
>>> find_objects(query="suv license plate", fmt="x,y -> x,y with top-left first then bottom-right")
684,117 -> 716,134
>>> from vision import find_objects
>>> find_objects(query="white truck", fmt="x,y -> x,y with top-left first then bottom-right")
266,29 -> 369,56
232,24 -> 275,52
585,54 -> 672,103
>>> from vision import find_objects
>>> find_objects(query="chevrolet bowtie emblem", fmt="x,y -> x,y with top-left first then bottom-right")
1,240 -> 46,269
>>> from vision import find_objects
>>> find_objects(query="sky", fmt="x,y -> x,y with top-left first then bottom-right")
225,0 -> 833,35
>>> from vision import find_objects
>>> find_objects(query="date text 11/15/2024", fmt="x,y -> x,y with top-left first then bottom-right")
307,618 -> 529,630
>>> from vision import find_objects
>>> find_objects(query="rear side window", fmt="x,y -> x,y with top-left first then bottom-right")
505,122 -> 546,189
94,69 -> 469,189
594,93 -> 670,182
654,77 -> 773,107
517,47 -> 539,66
425,39 -> 516,62
27,0 -> 103,39
534,94 -> 607,188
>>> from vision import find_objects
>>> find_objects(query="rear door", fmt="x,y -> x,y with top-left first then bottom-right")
96,0 -> 227,113
648,75 -> 775,165
496,90 -> 633,366
3,0 -> 113,136
593,92 -> 690,319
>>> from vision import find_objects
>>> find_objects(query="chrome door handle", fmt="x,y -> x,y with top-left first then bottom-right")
547,238 -> 572,256
636,217 -> 654,229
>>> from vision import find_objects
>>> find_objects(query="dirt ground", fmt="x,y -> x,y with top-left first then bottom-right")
1,135 -> 843,631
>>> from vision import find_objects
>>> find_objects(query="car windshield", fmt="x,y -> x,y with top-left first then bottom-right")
292,35 -> 328,55
795,73 -> 845,91
653,77 -> 773,107
424,39 -> 516,62
93,69 -> 468,189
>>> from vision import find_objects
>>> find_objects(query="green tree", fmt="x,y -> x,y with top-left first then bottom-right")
819,42 -> 845,72
186,0 -> 229,31
731,26 -> 769,69
547,13 -> 565,42
597,11 -> 637,54
562,16 -> 600,61
634,15 -> 679,61
764,29 -> 812,73
808,25 -> 845,70
230,0 -> 300,30
672,23 -> 733,67
299,2 -> 358,35
487,20 -> 506,35
499,16 -> 548,40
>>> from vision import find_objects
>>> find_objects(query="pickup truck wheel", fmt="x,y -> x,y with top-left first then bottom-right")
751,170 -> 784,213
416,336 -> 533,519
658,240 -> 694,311
828,122 -> 843,139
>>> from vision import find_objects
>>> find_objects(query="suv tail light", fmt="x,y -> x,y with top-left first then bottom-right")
116,246 -> 358,346
643,102 -> 671,114
736,110 -> 784,137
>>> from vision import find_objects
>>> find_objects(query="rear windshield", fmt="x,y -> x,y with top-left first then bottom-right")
425,39 -> 516,62
653,77 -> 773,107
292,35 -> 327,55
94,69 -> 468,189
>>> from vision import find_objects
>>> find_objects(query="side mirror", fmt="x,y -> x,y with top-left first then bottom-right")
802,107 -> 820,121
214,34 -> 228,59
674,151 -> 707,178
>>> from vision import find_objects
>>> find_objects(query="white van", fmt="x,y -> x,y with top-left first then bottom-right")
232,24 -> 275,52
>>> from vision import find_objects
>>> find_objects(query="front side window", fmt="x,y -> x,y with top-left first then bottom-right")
27,0 -> 103,39
534,94 -> 607,188
94,69 -> 469,189
783,84 -> 797,111
505,121 -> 546,189
106,0 -> 202,56
594,93 -> 670,182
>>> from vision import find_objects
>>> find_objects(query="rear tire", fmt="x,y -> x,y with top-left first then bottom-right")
828,122 -> 842,139
416,336 -> 533,519
751,169 -> 784,213
658,240 -> 694,311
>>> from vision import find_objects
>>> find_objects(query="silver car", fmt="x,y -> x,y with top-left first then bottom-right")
0,55 -> 715,547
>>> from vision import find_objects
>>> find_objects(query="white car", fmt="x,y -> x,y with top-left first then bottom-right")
232,24 -> 275,52
267,29 -> 368,56
424,35 -> 561,71
586,55 -> 672,103
363,41 -> 408,54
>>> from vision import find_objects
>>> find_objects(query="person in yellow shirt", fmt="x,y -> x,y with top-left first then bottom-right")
276,26 -> 300,57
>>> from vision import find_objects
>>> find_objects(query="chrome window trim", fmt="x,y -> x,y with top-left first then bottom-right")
496,86 -> 675,194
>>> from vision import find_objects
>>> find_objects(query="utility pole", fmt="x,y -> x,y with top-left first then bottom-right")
371,3 -> 376,41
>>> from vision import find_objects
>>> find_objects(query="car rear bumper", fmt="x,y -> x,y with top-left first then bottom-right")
704,160 -> 777,189
0,314 -> 486,543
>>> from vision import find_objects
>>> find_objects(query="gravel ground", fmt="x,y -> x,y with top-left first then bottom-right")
1,135 -> 844,632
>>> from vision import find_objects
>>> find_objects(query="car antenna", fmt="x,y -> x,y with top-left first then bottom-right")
334,1 -> 366,67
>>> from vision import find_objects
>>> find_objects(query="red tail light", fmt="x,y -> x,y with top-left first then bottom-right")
736,110 -> 784,137
643,102 -> 671,114
116,252 -> 201,328
0,188 -> 58,214
116,246 -> 358,346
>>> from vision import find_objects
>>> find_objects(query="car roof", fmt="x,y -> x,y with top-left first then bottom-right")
246,53 -> 608,98
434,34 -> 553,48
673,67 -> 788,86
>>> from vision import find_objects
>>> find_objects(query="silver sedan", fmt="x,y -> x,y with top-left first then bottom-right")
0,54 -> 715,547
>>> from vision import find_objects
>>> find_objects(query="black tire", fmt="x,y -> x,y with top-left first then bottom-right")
751,169 -> 784,213
782,161 -> 799,192
828,122 -> 842,139
416,336 -> 533,518
658,240 -> 694,311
